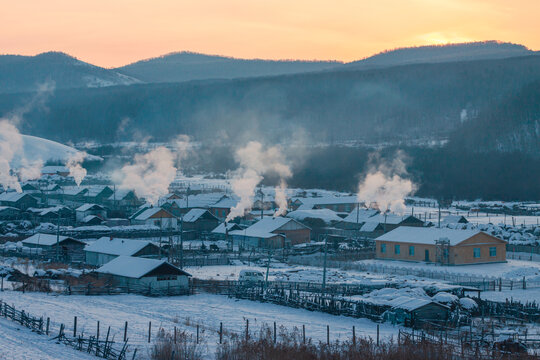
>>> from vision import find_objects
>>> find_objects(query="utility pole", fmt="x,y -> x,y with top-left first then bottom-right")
438,202 -> 441,228
265,249 -> 271,287
258,187 -> 264,220
179,213 -> 184,268
356,202 -> 360,241
322,234 -> 328,295
56,211 -> 60,261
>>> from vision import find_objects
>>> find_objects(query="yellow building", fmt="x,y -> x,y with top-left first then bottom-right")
375,227 -> 506,265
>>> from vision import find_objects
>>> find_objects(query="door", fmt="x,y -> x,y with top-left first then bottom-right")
424,249 -> 430,262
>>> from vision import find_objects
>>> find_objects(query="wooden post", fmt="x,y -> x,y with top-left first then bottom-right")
219,322 -> 223,344
97,321 -> 100,340
148,321 -> 152,343
302,324 -> 306,344
197,324 -> 200,344
174,326 -> 177,344
327,325 -> 329,345
377,324 -> 380,346
245,319 -> 249,340
46,317 -> 50,335
124,321 -> 128,342
73,316 -> 77,337
352,326 -> 356,346
273,321 -> 277,343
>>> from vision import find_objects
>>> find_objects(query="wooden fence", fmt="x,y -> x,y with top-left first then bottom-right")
0,300 -> 128,359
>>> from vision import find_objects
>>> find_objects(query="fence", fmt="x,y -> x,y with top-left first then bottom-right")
0,300 -> 128,359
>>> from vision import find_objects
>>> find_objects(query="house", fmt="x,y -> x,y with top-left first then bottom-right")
163,193 -> 226,216
211,222 -> 243,239
385,297 -> 449,327
62,187 -> 89,204
229,216 -> 311,249
41,166 -> 70,177
209,197 -> 239,220
375,227 -> 506,265
75,203 -> 107,222
0,192 -> 38,210
81,215 -> 104,226
291,195 -> 358,213
441,215 -> 469,225
131,207 -> 178,229
27,205 -> 74,222
22,233 -> 86,260
181,209 -> 220,234
107,189 -> 141,209
84,237 -> 161,266
84,186 -> 114,204
95,256 -> 191,293
336,208 -> 380,229
0,206 -> 21,220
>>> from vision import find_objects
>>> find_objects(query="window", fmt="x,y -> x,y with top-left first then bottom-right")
473,248 -> 481,258
489,247 -> 497,257
380,243 -> 386,253
409,246 -> 415,256
395,244 -> 400,255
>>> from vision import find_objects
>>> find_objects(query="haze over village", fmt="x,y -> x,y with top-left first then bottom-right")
1,1 -> 540,359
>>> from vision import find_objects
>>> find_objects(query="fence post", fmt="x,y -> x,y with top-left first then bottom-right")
523,276 -> 526,290
352,326 -> 356,346
219,322 -> 223,344
124,321 -> 128,342
245,319 -> 249,340
273,321 -> 277,343
97,321 -> 100,340
46,317 -> 50,335
197,324 -> 200,344
327,325 -> 329,345
377,324 -> 380,346
148,321 -> 152,343
73,316 -> 77,337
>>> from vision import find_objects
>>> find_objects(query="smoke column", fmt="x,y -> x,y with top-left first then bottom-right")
0,121 -> 24,192
227,141 -> 291,221
274,180 -> 289,217
357,152 -> 415,214
66,152 -> 87,186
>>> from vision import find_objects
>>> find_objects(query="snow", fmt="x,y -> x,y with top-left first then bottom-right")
84,237 -> 154,256
211,222 -> 242,234
375,227 -> 485,246
0,291 -> 401,358
286,209 -> 342,224
482,288 -> 540,303
342,208 -> 379,224
459,297 -> 478,310
183,208 -> 210,222
132,207 -> 171,221
0,317 -> 98,360
75,203 -> 105,212
431,292 -> 459,304
230,217 -> 302,239
95,256 -> 187,278
22,233 -> 74,246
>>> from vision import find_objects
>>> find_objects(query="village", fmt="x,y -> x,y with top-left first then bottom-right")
1,163 -> 540,359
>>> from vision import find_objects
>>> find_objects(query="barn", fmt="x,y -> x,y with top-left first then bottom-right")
375,227 -> 506,265
229,217 -> 311,249
22,233 -> 86,260
95,256 -> 191,293
84,237 -> 160,266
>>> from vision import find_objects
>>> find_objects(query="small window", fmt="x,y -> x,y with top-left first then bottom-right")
381,243 -> 386,253
395,244 -> 400,255
409,246 -> 415,256
473,248 -> 481,258
489,247 -> 497,257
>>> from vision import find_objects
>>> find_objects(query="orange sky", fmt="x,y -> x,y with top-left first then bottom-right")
1,0 -> 539,68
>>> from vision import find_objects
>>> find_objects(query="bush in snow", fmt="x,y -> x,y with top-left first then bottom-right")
151,328 -> 203,360
459,297 -> 478,310
431,292 -> 458,304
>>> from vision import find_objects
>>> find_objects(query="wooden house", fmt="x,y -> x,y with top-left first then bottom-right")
0,192 -> 38,210
75,203 -> 107,222
181,209 -> 220,234
84,237 -> 160,266
22,233 -> 86,260
131,207 -> 178,230
229,217 -> 311,249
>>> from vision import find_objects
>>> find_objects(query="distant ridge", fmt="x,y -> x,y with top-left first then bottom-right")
115,51 -> 341,83
343,41 -> 532,69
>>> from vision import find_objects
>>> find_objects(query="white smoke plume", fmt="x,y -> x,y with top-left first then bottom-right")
357,151 -> 415,215
0,121 -> 24,192
273,180 -> 289,217
226,141 -> 291,222
115,136 -> 191,206
66,152 -> 87,186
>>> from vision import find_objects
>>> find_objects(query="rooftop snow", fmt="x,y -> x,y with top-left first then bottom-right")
286,209 -> 342,224
95,256 -> 190,278
133,207 -> 173,220
84,237 -> 155,256
375,227 -> 485,246
182,208 -> 210,222
76,203 -> 105,212
22,233 -> 81,246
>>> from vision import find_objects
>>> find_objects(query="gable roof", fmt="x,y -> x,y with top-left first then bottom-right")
183,208 -> 218,222
84,237 -> 157,256
95,256 -> 190,279
293,195 -> 358,209
76,203 -> 106,212
0,192 -> 34,203
133,207 -> 175,221
375,227 -> 501,246
167,193 -> 226,209
286,209 -> 343,224
389,297 -> 449,312
342,208 -> 379,223
229,216 -> 307,239
22,233 -> 84,246
211,222 -> 243,234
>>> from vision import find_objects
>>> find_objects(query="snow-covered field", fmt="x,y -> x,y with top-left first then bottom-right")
483,288 -> 540,303
0,317 -> 98,360
0,291 -> 401,359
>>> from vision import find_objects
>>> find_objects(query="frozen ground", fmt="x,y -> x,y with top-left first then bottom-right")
358,259 -> 540,281
482,289 -> 540,304
0,317 -> 97,360
0,291 -> 401,359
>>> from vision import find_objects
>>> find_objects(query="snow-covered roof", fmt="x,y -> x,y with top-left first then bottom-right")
229,216 -> 304,239
389,297 -> 446,312
360,221 -> 381,232
167,193 -> 226,209
364,213 -> 419,225
82,215 -> 102,223
0,192 -> 31,202
211,222 -> 242,234
84,237 -> 156,256
286,209 -> 342,224
441,215 -> 468,224
293,195 -> 358,207
107,189 -> 136,201
22,233 -> 83,246
76,203 -> 105,212
210,197 -> 239,209
182,208 -> 216,222
62,187 -> 88,196
95,256 -> 190,279
375,227 -> 487,246
133,207 -> 174,221
0,206 -> 20,212
342,208 -> 379,223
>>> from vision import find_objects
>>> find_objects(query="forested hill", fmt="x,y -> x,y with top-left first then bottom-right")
2,55 -> 540,147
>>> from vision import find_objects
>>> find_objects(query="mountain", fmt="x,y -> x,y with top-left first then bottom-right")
3,54 -> 540,147
115,52 -> 341,83
449,80 -> 540,157
344,41 -> 533,70
0,52 -> 141,94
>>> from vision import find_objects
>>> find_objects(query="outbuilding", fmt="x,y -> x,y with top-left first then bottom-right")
75,203 -> 107,222
182,209 -> 220,234
131,207 -> 178,230
84,236 -> 161,266
375,227 -> 506,265
0,192 -> 38,210
95,256 -> 191,294
22,233 -> 86,260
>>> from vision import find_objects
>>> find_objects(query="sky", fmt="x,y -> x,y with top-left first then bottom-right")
1,0 -> 539,68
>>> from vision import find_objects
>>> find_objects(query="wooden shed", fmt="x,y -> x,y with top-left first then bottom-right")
84,236 -> 161,266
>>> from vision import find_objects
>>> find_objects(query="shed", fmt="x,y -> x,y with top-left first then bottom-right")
386,297 -> 449,326
22,233 -> 86,260
182,209 -> 219,233
75,203 -> 107,222
0,192 -> 38,210
84,237 -> 161,266
95,256 -> 191,293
